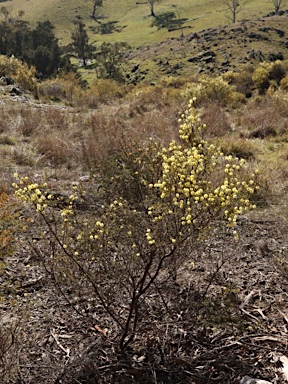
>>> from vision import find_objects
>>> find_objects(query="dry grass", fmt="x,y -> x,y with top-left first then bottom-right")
0,73 -> 288,384
234,96 -> 288,138
201,102 -> 232,137
0,83 -> 287,201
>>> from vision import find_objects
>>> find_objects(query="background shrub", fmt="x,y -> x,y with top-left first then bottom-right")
38,72 -> 83,103
0,55 -> 37,92
252,62 -> 272,94
183,75 -> 244,106
222,69 -> 254,98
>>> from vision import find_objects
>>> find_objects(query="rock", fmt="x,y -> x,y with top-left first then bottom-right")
187,32 -> 199,42
240,376 -> 272,384
268,52 -> 283,61
131,64 -> 139,73
275,29 -> 284,37
203,55 -> 215,63
10,86 -> 22,96
247,32 -> 268,41
188,50 -> 216,63
79,175 -> 90,182
0,76 -> 15,85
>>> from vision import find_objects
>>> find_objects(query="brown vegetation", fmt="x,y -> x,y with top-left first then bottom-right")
0,55 -> 288,384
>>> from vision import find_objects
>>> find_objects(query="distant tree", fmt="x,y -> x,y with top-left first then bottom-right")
225,0 -> 241,23
70,19 -> 95,66
27,21 -> 62,77
97,42 -> 131,82
89,0 -> 104,21
0,6 -> 24,24
271,0 -> 286,12
0,12 -> 63,78
148,0 -> 162,17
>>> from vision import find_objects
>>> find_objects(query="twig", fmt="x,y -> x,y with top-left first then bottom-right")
50,330 -> 70,356
240,308 -> 260,321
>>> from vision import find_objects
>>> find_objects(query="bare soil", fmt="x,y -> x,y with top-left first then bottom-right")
1,202 -> 287,384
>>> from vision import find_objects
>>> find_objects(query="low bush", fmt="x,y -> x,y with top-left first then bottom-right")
201,103 -> 231,137
279,73 -> 288,91
252,63 -> 272,94
219,136 -> 256,160
91,78 -> 127,104
222,69 -> 254,98
13,100 -> 257,358
183,76 -> 244,106
252,61 -> 288,94
0,55 -> 37,93
38,73 -> 83,103
269,60 -> 288,85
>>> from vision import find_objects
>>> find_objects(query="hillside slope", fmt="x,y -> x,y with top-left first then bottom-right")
7,0 -> 276,47
88,12 -> 288,84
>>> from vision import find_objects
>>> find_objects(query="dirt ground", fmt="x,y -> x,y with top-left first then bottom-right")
1,201 -> 288,384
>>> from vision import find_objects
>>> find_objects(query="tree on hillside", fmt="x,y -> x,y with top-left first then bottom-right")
70,19 -> 95,66
96,41 -> 131,82
271,0 -> 286,12
148,0 -> 162,17
88,0 -> 104,21
224,0 -> 241,23
28,21 -> 62,77
0,13 -> 63,78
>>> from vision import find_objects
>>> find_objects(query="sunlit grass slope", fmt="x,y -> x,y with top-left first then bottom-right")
8,0 -> 275,47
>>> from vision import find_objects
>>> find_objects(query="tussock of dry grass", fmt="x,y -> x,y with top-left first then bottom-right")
201,103 -> 231,137
234,97 -> 288,138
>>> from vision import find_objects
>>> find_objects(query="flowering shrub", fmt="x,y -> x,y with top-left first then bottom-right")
13,100 -> 257,350
183,76 -> 244,106
252,62 -> 272,93
0,55 -> 37,92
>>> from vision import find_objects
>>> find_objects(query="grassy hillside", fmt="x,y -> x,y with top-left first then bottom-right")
7,0 -> 276,47
6,0 -> 287,84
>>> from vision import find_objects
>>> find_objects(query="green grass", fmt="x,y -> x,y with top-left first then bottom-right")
8,0 -> 275,47
7,0 -> 285,84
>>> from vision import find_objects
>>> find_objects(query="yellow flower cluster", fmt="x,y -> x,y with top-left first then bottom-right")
182,76 -> 241,106
178,98 -> 206,143
12,100 -> 258,259
13,174 -> 77,218
148,100 -> 257,235
145,228 -> 155,245
13,176 -> 48,213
